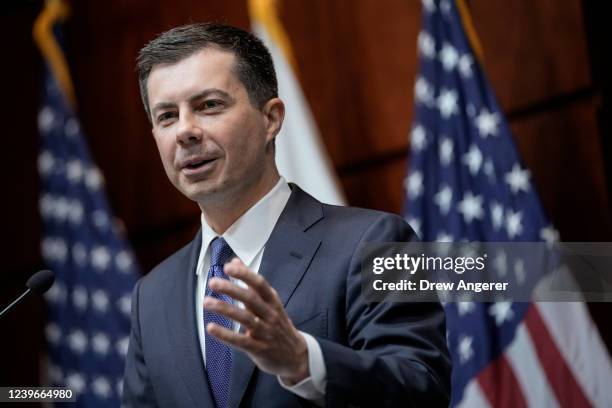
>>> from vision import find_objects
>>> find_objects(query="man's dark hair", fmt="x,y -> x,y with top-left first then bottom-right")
137,22 -> 278,121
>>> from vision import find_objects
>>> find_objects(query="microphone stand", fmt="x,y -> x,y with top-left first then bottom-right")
0,289 -> 32,318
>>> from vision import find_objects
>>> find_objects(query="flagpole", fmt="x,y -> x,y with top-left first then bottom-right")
455,0 -> 485,64
32,0 -> 76,109
248,0 -> 300,74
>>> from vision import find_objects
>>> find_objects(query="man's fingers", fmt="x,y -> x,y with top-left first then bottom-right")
206,322 -> 266,352
204,296 -> 260,329
208,277 -> 270,318
224,259 -> 278,304
205,297 -> 274,341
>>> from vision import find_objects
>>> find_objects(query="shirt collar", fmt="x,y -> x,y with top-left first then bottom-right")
197,177 -> 291,273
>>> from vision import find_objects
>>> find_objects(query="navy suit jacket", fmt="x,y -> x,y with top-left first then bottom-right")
123,185 -> 451,407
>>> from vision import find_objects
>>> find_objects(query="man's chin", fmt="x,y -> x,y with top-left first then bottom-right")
183,188 -> 216,203
179,182 -> 227,205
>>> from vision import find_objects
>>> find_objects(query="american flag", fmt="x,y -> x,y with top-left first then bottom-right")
404,0 -> 612,406
36,22 -> 140,407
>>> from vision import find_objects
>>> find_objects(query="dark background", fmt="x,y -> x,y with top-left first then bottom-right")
1,0 -> 610,389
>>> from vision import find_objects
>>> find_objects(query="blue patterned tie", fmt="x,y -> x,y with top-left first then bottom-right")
204,237 -> 235,408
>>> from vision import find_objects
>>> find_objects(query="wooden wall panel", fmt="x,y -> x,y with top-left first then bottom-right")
282,0 -> 421,168
511,95 -> 611,240
470,0 -> 592,112
340,157 -> 408,214
1,2 -> 45,389
2,6 -> 43,273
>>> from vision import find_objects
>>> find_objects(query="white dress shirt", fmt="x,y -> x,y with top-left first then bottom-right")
195,177 -> 326,405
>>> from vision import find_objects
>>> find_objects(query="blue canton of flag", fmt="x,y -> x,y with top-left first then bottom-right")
399,0 -> 602,406
37,37 -> 140,407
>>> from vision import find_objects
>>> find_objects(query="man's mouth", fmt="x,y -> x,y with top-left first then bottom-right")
185,158 -> 215,169
180,156 -> 219,177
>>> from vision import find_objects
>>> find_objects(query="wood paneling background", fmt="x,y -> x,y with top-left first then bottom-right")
1,0 -> 610,391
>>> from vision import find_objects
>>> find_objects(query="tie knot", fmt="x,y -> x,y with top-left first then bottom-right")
210,237 -> 235,268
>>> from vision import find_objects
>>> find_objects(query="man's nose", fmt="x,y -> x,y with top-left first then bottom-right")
175,112 -> 203,145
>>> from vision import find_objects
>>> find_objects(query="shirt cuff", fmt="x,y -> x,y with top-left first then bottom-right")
277,331 -> 326,406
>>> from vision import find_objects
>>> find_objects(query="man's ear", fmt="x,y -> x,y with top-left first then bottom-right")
262,97 -> 285,144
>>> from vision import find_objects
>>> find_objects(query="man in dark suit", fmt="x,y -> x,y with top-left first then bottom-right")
123,23 -> 451,407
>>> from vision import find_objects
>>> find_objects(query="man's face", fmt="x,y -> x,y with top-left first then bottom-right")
146,48 -> 281,206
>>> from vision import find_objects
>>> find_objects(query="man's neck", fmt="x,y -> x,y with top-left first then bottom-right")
199,172 -> 281,234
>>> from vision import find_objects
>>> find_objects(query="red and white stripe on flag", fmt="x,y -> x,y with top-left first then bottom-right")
459,303 -> 611,407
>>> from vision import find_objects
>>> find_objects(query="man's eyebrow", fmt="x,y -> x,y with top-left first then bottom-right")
188,88 -> 233,103
151,102 -> 176,117
151,89 -> 234,117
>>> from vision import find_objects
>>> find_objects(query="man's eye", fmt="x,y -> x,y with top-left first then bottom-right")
199,100 -> 223,110
157,112 -> 176,123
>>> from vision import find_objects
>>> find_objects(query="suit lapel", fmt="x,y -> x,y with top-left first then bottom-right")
229,186 -> 324,408
164,231 -> 216,407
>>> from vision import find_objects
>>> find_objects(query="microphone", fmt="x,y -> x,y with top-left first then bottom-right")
0,270 -> 55,318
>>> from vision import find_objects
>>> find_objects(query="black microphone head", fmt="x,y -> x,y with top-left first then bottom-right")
26,270 -> 55,294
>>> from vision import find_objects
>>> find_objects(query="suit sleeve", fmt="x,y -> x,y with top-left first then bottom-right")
317,213 -> 451,407
123,279 -> 159,408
